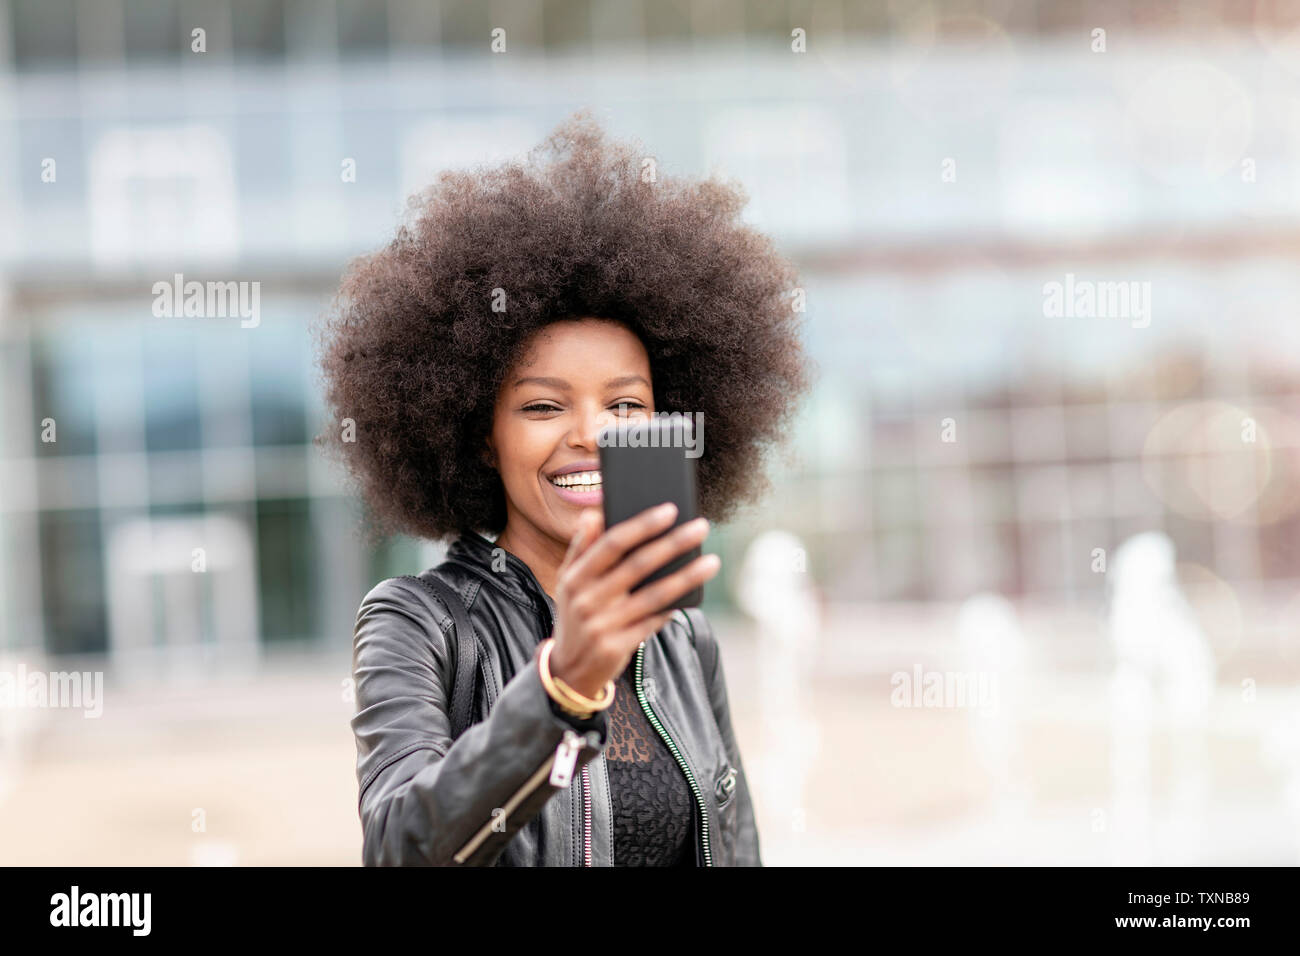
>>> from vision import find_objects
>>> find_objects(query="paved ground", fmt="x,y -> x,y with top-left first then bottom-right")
2,607 -> 1297,865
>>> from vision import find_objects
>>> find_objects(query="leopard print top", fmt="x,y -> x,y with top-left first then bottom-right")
603,659 -> 696,866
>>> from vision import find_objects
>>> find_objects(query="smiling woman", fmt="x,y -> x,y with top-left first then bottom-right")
316,108 -> 813,867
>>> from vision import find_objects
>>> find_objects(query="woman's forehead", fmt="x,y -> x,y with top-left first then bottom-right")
511,317 -> 650,375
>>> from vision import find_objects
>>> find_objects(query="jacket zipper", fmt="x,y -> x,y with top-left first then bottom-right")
453,728 -> 587,864
581,764 -> 592,866
634,641 -> 712,866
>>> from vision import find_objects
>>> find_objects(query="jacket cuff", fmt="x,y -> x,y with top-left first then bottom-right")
545,693 -> 609,736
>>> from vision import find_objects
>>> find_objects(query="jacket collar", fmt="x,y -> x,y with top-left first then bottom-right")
444,531 -> 558,623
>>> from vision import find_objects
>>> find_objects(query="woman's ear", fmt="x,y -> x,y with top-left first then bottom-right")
482,436 -> 498,470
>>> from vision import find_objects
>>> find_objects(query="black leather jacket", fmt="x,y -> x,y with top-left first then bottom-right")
349,530 -> 762,866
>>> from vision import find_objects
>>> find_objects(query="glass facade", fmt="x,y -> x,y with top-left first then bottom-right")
2,0 -> 1300,670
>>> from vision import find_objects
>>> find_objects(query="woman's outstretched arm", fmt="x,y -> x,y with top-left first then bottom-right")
350,576 -> 607,866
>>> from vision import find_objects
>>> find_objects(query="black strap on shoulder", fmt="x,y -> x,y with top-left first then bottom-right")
399,572 -> 478,741
680,607 -> 717,687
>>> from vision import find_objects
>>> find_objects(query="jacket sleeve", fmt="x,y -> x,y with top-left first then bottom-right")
695,614 -> 763,867
350,576 -> 608,866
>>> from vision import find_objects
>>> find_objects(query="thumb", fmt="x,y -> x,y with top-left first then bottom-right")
562,507 -> 603,568
577,506 -> 605,549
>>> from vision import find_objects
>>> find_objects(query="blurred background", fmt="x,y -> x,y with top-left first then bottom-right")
2,0 -> 1300,865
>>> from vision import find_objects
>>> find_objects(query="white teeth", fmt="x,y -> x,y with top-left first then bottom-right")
550,470 -> 602,488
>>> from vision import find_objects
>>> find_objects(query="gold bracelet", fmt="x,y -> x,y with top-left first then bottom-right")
538,643 -> 602,719
539,639 -> 609,707
540,638 -> 615,714
538,638 -> 615,717
537,654 -> 589,719
552,674 -> 614,711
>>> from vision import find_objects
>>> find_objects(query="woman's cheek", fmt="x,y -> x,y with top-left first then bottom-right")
524,426 -> 558,496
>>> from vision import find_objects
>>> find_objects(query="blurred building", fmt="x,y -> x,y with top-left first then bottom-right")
1,0 -> 1299,675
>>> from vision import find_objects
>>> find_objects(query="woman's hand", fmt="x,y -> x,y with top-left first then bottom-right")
546,503 -> 720,699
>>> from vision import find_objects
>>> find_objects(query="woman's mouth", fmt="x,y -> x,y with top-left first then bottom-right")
546,469 -> 603,505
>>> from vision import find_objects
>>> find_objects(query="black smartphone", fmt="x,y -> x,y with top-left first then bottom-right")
598,416 -> 703,609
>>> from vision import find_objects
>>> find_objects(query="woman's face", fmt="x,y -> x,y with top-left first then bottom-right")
488,317 -> 654,551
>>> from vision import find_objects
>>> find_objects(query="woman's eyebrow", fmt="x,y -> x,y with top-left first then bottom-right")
513,374 -> 649,389
604,375 -> 650,389
514,376 -> 570,389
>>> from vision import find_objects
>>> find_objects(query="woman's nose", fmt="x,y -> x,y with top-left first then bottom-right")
568,406 -> 608,449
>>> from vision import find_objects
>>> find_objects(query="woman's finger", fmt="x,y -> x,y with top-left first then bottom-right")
606,609 -> 678,658
582,516 -> 710,608
595,552 -> 721,631
559,507 -> 603,574
564,501 -> 677,587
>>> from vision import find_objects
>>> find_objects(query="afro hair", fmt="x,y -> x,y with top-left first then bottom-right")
315,109 -> 814,543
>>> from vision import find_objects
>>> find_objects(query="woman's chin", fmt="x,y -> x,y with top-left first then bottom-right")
547,506 -> 601,546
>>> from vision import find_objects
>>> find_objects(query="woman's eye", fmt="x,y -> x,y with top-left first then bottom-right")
522,403 -> 561,413
612,402 -> 647,414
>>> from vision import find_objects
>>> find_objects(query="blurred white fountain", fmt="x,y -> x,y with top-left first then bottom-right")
1107,532 -> 1215,865
735,530 -> 821,844
0,650 -> 50,809
1260,692 -> 1300,864
956,592 -> 1031,836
